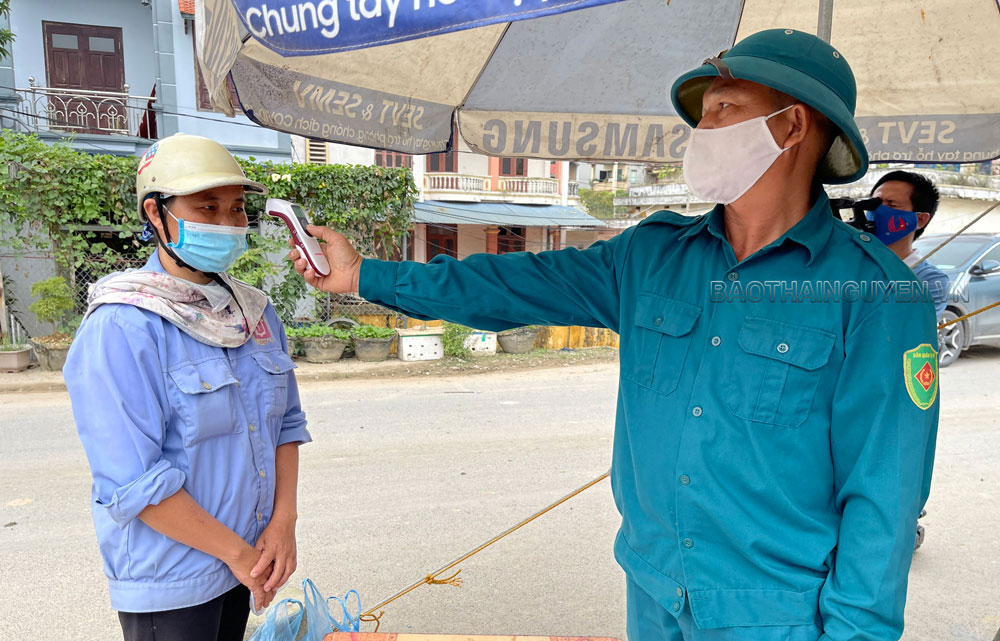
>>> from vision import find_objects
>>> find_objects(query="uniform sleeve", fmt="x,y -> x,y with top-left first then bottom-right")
818,293 -> 940,641
64,307 -> 185,528
273,312 -> 310,447
359,233 -> 631,333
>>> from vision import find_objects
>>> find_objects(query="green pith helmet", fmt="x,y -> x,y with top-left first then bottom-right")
135,133 -> 267,218
671,28 -> 869,184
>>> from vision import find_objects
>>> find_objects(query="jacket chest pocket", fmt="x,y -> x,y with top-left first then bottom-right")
251,350 -> 297,429
725,317 -> 835,428
167,359 -> 241,446
622,293 -> 701,396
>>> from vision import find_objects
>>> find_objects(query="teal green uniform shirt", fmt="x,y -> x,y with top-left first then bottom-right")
360,190 -> 939,640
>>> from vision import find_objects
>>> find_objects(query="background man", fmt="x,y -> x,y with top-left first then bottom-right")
294,30 -> 939,641
870,170 -> 949,317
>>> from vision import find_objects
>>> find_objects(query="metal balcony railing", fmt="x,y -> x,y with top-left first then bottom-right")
424,173 -> 491,194
498,176 -> 559,195
12,78 -> 157,138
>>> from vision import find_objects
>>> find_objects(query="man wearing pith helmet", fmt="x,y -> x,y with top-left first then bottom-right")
291,29 -> 940,640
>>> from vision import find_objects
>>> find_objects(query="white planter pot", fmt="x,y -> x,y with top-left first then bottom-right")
396,326 -> 445,362
463,330 -> 497,356
0,347 -> 31,372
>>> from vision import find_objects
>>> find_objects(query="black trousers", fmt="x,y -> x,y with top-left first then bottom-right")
118,585 -> 251,641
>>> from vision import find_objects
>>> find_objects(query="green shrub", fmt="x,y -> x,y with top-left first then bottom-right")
0,131 -> 417,325
350,324 -> 396,340
441,322 -> 474,357
29,276 -> 75,334
286,325 -> 350,340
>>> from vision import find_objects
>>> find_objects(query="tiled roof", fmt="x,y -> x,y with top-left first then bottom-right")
179,0 -> 195,16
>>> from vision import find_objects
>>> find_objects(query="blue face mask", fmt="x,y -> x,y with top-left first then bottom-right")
165,207 -> 248,273
865,204 -> 918,246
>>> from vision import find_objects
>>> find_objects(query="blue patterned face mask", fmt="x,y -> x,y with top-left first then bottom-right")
865,204 -> 919,246
164,206 -> 248,273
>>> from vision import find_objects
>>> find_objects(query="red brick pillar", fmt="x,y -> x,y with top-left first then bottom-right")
489,157 -> 501,191
486,226 -> 500,254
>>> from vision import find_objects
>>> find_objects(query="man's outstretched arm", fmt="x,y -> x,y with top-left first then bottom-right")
291,225 -> 629,333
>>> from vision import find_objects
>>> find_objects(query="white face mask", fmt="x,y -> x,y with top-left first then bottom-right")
682,105 -> 794,205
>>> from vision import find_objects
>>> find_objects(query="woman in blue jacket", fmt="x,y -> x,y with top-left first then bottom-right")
65,133 -> 310,641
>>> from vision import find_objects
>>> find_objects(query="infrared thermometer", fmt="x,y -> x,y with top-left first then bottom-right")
265,198 -> 331,277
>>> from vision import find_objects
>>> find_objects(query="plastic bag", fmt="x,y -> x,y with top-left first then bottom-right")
249,579 -> 361,641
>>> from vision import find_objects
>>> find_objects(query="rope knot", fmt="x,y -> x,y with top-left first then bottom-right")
426,569 -> 463,587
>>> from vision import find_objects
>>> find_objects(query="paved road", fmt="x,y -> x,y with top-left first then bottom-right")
1,350 -> 997,640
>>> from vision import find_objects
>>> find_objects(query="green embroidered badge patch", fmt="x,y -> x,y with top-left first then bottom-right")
904,343 -> 939,410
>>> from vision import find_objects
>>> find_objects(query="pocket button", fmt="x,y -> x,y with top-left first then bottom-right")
201,381 -> 212,390
777,342 -> 789,354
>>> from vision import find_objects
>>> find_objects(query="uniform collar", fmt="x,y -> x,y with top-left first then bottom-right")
782,189 -> 834,266
678,189 -> 834,266
678,212 -> 713,240
144,250 -> 166,273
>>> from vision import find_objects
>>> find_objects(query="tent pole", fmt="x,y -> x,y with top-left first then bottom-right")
817,0 -> 834,42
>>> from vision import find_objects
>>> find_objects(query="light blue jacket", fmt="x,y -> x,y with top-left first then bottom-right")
64,253 -> 310,612
911,259 -> 949,318
359,191 -> 939,640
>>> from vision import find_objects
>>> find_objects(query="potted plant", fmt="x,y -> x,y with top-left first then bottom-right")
441,323 -> 473,358
497,325 -> 541,354
0,323 -> 31,372
350,324 -> 396,362
441,323 -> 496,357
28,276 -> 75,371
286,325 -> 351,363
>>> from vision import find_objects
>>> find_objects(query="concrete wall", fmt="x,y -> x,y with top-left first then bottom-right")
327,141 -> 376,165
932,197 -> 1000,234
0,252 -> 59,339
457,148 -> 489,177
564,228 -> 625,250
525,226 -> 546,253
456,224 -> 483,258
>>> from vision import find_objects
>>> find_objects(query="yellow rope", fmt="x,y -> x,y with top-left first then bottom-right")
358,471 -> 611,631
937,301 -> 1000,329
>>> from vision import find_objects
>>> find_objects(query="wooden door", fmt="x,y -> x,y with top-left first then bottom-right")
43,22 -> 126,134
426,224 -> 458,260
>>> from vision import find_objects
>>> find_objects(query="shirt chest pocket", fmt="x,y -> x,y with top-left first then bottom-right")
250,350 -> 296,429
167,359 -> 241,446
725,317 -> 835,428
622,293 -> 701,397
